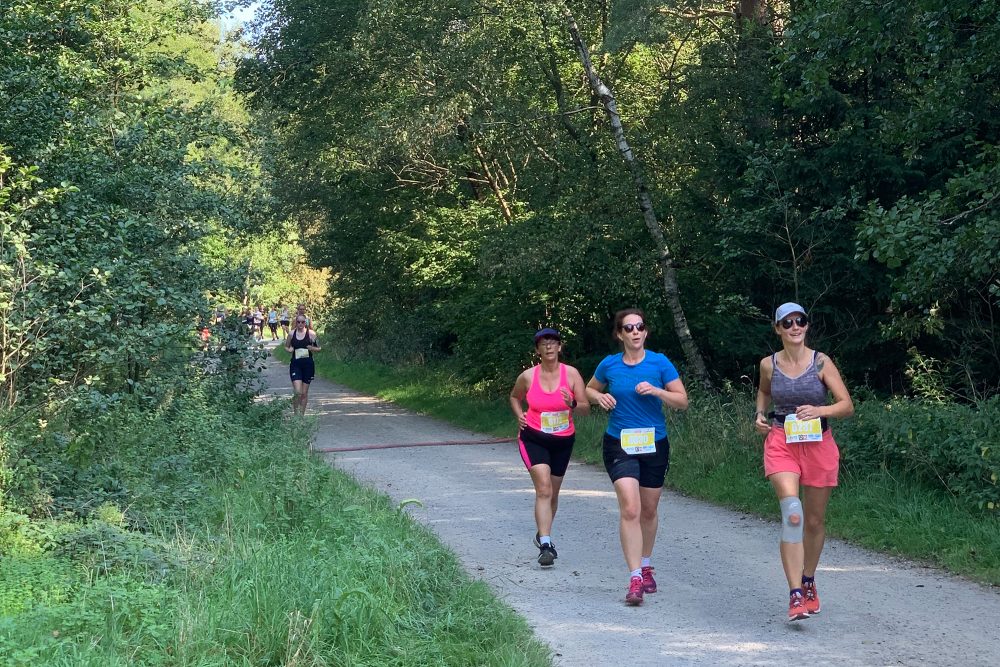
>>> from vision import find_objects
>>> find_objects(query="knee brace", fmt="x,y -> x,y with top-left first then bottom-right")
779,496 -> 803,543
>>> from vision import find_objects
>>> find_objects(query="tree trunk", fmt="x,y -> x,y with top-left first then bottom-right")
560,5 -> 711,389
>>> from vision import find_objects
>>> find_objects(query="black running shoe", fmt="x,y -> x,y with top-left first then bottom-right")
533,532 -> 556,550
537,543 -> 557,566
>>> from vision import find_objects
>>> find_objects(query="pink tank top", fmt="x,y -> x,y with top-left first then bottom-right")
524,364 -> 575,436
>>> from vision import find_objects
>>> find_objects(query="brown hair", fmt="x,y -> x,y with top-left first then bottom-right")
613,308 -> 646,333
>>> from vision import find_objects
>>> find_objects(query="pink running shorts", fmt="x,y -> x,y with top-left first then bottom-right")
763,425 -> 840,487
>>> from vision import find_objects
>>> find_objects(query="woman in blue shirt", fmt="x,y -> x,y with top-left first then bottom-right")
586,308 -> 689,606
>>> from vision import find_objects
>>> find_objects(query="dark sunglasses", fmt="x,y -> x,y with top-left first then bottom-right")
779,316 -> 808,329
621,322 -> 646,333
295,319 -> 307,324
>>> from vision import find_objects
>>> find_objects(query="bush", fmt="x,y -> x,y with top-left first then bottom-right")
839,396 -> 1000,511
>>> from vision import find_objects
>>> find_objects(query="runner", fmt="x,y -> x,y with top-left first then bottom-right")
285,314 -> 321,416
754,302 -> 854,622
253,305 -> 265,341
509,328 -> 589,567
279,303 -> 290,338
585,308 -> 688,606
267,305 -> 279,341
242,309 -> 254,337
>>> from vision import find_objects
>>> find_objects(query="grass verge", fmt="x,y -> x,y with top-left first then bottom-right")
0,374 -> 552,665
293,349 -> 1000,586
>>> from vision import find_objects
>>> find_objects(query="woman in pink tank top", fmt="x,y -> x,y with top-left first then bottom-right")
509,328 -> 589,567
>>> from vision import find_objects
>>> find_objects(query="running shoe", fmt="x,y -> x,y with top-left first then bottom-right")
537,544 -> 557,567
803,580 -> 821,615
625,576 -> 644,606
640,566 -> 657,593
533,532 -> 556,551
788,592 -> 810,622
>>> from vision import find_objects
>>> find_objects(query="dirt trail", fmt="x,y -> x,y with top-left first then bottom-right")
264,351 -> 1000,667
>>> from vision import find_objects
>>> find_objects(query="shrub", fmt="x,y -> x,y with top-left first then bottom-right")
839,396 -> 1000,511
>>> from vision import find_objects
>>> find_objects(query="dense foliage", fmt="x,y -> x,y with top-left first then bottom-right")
238,0 -> 998,397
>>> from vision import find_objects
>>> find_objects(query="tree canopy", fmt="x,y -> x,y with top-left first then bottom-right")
235,0 -> 999,397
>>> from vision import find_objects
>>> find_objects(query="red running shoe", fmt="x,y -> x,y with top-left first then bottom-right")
625,576 -> 644,606
803,580 -> 821,615
641,566 -> 657,593
788,592 -> 810,622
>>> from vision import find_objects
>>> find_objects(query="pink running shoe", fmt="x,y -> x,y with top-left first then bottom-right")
641,566 -> 657,593
625,576 -> 644,606
803,580 -> 821,615
788,592 -> 810,622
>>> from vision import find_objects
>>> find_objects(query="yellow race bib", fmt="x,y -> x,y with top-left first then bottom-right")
294,348 -> 310,360
540,411 -> 570,434
620,428 -> 656,455
783,415 -> 823,443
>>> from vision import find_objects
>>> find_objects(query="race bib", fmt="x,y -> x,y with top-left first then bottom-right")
540,410 -> 570,434
784,415 -> 823,443
294,348 -> 310,360
620,427 -> 656,455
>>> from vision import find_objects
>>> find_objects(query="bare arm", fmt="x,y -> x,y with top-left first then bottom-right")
563,366 -> 590,416
635,377 -> 688,410
586,377 -> 616,411
804,353 -> 854,420
508,370 -> 531,429
754,357 -> 773,434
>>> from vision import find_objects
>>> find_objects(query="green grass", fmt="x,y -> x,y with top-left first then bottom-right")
0,374 -> 552,665
294,350 -> 1000,586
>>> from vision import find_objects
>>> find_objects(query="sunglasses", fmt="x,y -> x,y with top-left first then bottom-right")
620,322 -> 646,333
295,319 -> 307,324
779,316 -> 808,329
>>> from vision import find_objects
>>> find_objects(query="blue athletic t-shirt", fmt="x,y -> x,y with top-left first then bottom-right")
594,351 -> 680,440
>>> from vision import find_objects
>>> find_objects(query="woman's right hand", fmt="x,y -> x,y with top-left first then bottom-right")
516,413 -> 527,429
754,412 -> 770,435
595,392 -> 617,411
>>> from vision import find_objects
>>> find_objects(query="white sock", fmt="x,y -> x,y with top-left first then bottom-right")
539,535 -> 551,546
630,568 -> 642,579
641,557 -> 652,568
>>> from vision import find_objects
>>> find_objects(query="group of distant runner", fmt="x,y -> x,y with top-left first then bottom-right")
509,303 -> 854,620
235,304 -> 292,342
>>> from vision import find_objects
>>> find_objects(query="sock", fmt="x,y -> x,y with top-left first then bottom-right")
630,568 -> 642,579
801,575 -> 815,585
641,557 -> 652,569
539,535 -> 551,546
790,588 -> 804,598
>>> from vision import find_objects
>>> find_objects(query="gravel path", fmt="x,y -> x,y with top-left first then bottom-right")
264,352 -> 1000,666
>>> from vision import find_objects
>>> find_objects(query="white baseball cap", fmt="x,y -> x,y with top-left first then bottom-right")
775,302 -> 807,323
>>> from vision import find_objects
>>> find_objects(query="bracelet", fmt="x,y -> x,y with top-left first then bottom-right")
570,399 -> 578,409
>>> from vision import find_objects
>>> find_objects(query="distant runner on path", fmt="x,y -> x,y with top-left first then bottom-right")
754,301 -> 854,622
586,308 -> 689,606
285,315 -> 321,416
508,328 -> 589,567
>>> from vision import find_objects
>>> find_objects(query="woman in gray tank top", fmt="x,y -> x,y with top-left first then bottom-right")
753,302 -> 854,622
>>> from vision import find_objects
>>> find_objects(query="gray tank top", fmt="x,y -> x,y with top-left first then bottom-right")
771,351 -> 827,416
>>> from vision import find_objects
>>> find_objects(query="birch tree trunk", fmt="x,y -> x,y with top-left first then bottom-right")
560,4 -> 711,388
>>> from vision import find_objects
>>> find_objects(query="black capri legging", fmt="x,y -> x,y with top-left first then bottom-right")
518,426 -> 575,477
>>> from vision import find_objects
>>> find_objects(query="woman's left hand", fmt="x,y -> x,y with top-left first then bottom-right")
795,405 -> 822,420
559,387 -> 574,408
634,381 -> 657,396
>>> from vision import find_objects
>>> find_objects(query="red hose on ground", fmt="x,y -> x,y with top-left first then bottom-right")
312,437 -> 512,453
